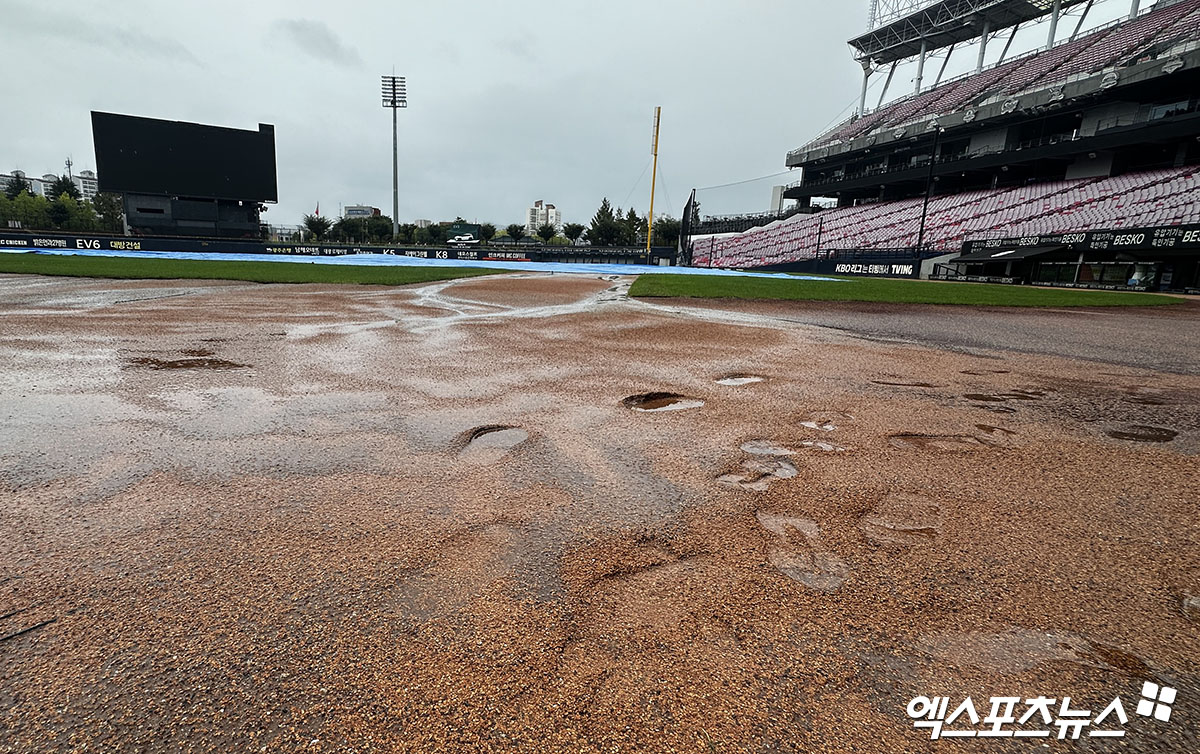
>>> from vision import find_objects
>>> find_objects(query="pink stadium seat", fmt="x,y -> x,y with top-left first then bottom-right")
696,167 -> 1198,268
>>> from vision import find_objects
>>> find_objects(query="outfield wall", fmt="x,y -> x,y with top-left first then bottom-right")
0,233 -> 677,265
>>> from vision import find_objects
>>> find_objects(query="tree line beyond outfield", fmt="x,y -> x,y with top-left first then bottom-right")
301,198 -> 681,248
2,173 -> 123,233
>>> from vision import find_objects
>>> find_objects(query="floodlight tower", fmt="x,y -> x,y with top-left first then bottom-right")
381,75 -> 407,240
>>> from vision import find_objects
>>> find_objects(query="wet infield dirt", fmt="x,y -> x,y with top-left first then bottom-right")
1,271 -> 1198,753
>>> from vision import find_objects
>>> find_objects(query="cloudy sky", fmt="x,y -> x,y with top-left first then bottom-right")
2,0 -> 1127,227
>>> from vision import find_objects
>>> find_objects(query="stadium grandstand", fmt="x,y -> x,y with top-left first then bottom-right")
688,0 -> 1200,292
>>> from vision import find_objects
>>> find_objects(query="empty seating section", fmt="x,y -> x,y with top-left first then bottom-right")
801,0 -> 1200,151
690,167 -> 1199,268
999,35 -> 1097,94
1044,0 -> 1198,85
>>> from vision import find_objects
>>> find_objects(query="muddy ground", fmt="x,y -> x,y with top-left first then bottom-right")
1,272 -> 1197,753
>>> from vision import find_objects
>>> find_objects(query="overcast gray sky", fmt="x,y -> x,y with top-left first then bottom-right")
1,0 -> 1128,227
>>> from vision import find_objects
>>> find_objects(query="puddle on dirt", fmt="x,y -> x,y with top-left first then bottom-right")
918,628 -> 1154,677
719,459 -> 798,492
715,374 -> 765,386
623,392 -> 705,412
740,440 -> 795,456
127,356 -> 247,370
756,512 -> 848,591
862,493 -> 944,546
888,433 -> 988,452
798,440 -> 850,452
872,380 -> 944,388
1106,425 -> 1178,443
455,425 -> 530,463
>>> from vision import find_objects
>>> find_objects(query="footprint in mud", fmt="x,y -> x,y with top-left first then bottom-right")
127,355 -> 247,370
1183,593 -> 1200,622
974,404 -> 1018,414
454,425 -> 530,463
1106,425 -> 1178,443
722,441 -> 801,491
862,492 -> 944,546
1123,387 -> 1170,406
719,458 -> 798,492
1124,395 -> 1169,406
623,392 -> 704,412
918,627 -> 1155,677
963,389 -> 1046,403
715,374 -> 765,386
888,433 -> 990,452
973,424 -> 1020,447
756,511 -> 848,592
889,423 -> 1019,451
872,380 -> 945,388
799,410 -> 853,432
740,440 -> 795,456
797,440 -> 850,452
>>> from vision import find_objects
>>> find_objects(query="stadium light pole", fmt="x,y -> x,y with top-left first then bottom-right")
382,75 -> 407,241
916,126 -> 943,255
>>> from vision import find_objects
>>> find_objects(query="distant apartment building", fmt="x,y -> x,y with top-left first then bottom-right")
2,168 -> 100,201
414,218 -> 433,228
75,170 -> 99,201
524,200 -> 561,234
343,205 -> 381,219
1,170 -> 46,198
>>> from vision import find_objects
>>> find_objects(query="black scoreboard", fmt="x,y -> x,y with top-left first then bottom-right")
91,111 -> 278,202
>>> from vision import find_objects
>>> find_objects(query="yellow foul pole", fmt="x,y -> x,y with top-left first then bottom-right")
646,106 -> 661,261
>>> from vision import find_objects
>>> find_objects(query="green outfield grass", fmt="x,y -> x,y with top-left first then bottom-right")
0,253 -> 497,286
629,273 -> 1181,307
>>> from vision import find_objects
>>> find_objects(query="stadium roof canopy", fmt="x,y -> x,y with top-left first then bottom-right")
850,0 -> 1092,64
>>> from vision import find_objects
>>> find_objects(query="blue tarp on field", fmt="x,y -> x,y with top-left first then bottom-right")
8,246 -> 844,282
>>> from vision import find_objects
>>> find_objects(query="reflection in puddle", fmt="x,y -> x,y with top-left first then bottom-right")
715,374 -> 765,386
1106,425 -> 1178,443
456,425 -> 530,463
623,392 -> 704,412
